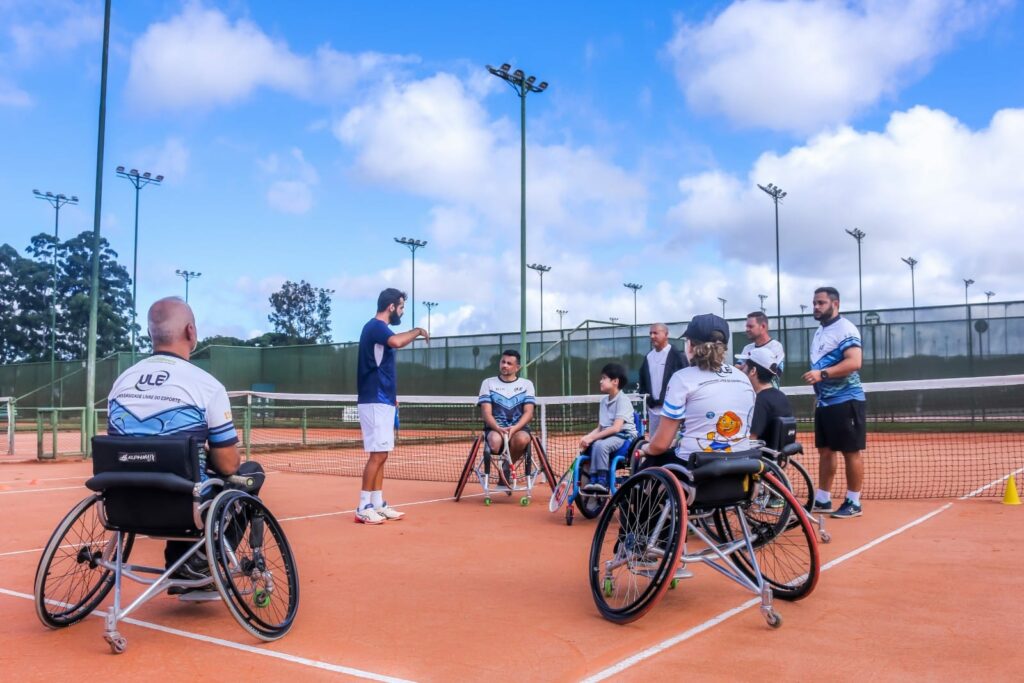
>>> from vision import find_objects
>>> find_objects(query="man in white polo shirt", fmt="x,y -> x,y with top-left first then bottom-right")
736,311 -> 785,383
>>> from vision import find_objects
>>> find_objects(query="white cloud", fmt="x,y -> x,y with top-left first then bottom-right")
126,137 -> 190,182
8,5 -> 101,64
0,77 -> 31,106
668,106 -> 1024,311
665,0 -> 1009,133
260,148 -> 319,214
125,2 -> 416,111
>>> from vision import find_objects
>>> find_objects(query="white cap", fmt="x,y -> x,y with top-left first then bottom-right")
736,346 -> 780,375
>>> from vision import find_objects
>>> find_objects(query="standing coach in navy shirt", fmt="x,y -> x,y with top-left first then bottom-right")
354,288 -> 429,525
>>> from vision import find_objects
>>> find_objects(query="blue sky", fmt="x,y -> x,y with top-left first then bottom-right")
2,0 -> 1022,342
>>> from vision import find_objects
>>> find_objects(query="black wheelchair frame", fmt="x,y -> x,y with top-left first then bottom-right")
33,435 -> 299,653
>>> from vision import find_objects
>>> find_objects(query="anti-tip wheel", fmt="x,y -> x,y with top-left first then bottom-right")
821,531 -> 832,543
483,497 -> 492,506
670,579 -> 679,590
520,496 -> 530,506
105,633 -> 127,654
765,611 -> 783,629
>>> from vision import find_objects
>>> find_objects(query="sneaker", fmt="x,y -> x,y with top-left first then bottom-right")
354,505 -> 385,525
584,474 -> 609,494
375,503 -> 405,520
811,499 -> 833,513
831,498 -> 862,519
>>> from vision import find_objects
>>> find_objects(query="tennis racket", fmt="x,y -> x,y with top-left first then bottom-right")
549,456 -> 578,513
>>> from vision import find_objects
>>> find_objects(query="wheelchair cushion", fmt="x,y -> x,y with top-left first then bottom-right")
685,450 -> 765,508
88,435 -> 205,537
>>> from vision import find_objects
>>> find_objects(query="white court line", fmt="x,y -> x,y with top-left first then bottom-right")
278,491 -> 486,522
0,475 -> 88,485
0,485 -> 84,496
581,466 -> 1016,683
0,587 -> 416,683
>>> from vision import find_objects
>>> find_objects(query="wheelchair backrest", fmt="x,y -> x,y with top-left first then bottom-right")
633,411 -> 645,438
766,415 -> 798,452
685,449 -> 765,508
87,435 -> 206,537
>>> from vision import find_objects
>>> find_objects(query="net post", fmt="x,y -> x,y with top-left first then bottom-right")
36,410 -> 44,460
301,407 -> 307,445
540,402 -> 548,452
244,393 -> 252,461
5,399 -> 13,455
81,407 -> 87,454
51,409 -> 58,459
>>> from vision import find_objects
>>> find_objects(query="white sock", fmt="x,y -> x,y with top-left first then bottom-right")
815,489 -> 831,504
359,490 -> 372,510
371,490 -> 384,508
846,490 -> 861,504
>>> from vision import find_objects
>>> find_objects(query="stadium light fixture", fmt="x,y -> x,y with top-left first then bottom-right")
394,237 -> 427,328
556,309 -> 568,329
845,228 -> 867,324
117,165 -> 164,363
985,290 -> 995,304
527,263 -> 552,334
902,256 -> 919,355
717,297 -> 727,318
757,182 -> 787,331
422,301 -> 439,335
758,294 -> 768,313
33,188 -> 79,406
624,282 -> 643,359
175,269 -> 202,303
963,278 -> 974,305
487,60 -> 549,378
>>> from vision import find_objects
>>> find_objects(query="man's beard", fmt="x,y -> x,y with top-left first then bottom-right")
814,306 -> 836,322
389,311 -> 402,325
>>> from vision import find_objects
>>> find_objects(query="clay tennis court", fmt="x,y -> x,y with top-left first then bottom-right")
1,454 -> 1020,681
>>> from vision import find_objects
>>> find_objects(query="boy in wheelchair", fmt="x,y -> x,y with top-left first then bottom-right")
579,363 -> 637,493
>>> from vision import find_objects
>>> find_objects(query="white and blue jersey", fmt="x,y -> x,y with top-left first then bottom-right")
810,316 -> 866,407
107,352 -> 239,479
661,365 -> 755,454
357,318 -> 397,406
478,376 -> 536,428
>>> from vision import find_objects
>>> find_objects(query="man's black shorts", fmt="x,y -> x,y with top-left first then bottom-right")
814,400 -> 867,452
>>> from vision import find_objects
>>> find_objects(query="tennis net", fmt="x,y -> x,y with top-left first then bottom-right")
228,374 -> 1024,500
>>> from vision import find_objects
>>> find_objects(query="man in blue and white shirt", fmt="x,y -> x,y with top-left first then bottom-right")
354,288 -> 429,525
108,296 -> 260,598
478,350 -> 535,484
802,286 -> 867,519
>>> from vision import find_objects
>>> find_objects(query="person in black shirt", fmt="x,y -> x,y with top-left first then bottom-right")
739,346 -> 792,448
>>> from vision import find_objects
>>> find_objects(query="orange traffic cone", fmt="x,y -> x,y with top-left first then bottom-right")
1003,474 -> 1021,505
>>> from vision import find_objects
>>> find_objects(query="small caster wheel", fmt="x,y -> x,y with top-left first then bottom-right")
565,508 -> 574,526
821,531 -> 832,543
602,578 -> 614,597
483,497 -> 492,506
670,579 -> 679,590
105,632 -> 127,654
520,496 -> 530,506
765,611 -> 783,629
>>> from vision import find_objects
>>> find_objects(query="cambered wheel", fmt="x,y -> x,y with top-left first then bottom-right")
589,468 -> 686,623
206,491 -> 299,641
35,495 -> 134,629
715,473 -> 820,601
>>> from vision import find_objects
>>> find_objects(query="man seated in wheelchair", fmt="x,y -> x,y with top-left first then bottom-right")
106,296 -> 265,599
638,313 -> 755,466
477,349 -> 536,484
579,363 -> 637,493
738,345 -> 793,449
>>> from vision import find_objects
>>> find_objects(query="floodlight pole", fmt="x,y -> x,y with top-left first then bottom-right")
175,269 -> 202,303
84,0 -> 112,452
394,237 -> 427,328
624,282 -> 642,358
901,256 -> 918,355
757,182 -> 786,332
423,301 -> 438,335
556,309 -> 568,329
556,308 -> 568,396
527,263 -> 551,334
116,166 -> 164,364
33,190 -> 79,405
487,62 -> 548,378
985,290 -> 994,304
717,297 -> 727,318
846,228 -> 866,323
758,294 -> 767,313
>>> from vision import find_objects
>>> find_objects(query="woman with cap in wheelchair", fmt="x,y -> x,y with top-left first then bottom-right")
637,313 -> 755,466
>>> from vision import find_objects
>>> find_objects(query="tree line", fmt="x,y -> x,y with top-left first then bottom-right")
0,233 -> 333,364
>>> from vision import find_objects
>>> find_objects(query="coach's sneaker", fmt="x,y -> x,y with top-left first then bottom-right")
811,499 -> 833,513
375,503 -> 405,521
354,504 -> 385,525
831,498 -> 862,518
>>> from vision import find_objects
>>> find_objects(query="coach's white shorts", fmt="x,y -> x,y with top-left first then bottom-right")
358,403 -> 396,453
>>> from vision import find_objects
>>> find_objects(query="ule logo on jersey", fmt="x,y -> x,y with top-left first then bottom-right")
135,370 -> 170,391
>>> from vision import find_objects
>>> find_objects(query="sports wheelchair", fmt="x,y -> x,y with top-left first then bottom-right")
549,412 -> 646,525
453,431 -> 558,505
754,415 -> 830,543
589,445 -> 820,627
34,435 -> 299,653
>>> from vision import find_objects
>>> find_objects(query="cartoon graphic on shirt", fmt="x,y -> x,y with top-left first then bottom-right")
698,411 -> 745,452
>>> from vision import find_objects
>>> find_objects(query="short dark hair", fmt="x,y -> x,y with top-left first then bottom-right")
377,288 -> 407,313
814,286 -> 840,302
501,349 -> 521,364
745,360 -> 776,384
601,362 -> 628,390
746,311 -> 769,326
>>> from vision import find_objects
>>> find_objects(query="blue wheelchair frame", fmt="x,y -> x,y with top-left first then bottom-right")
564,411 -> 645,526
